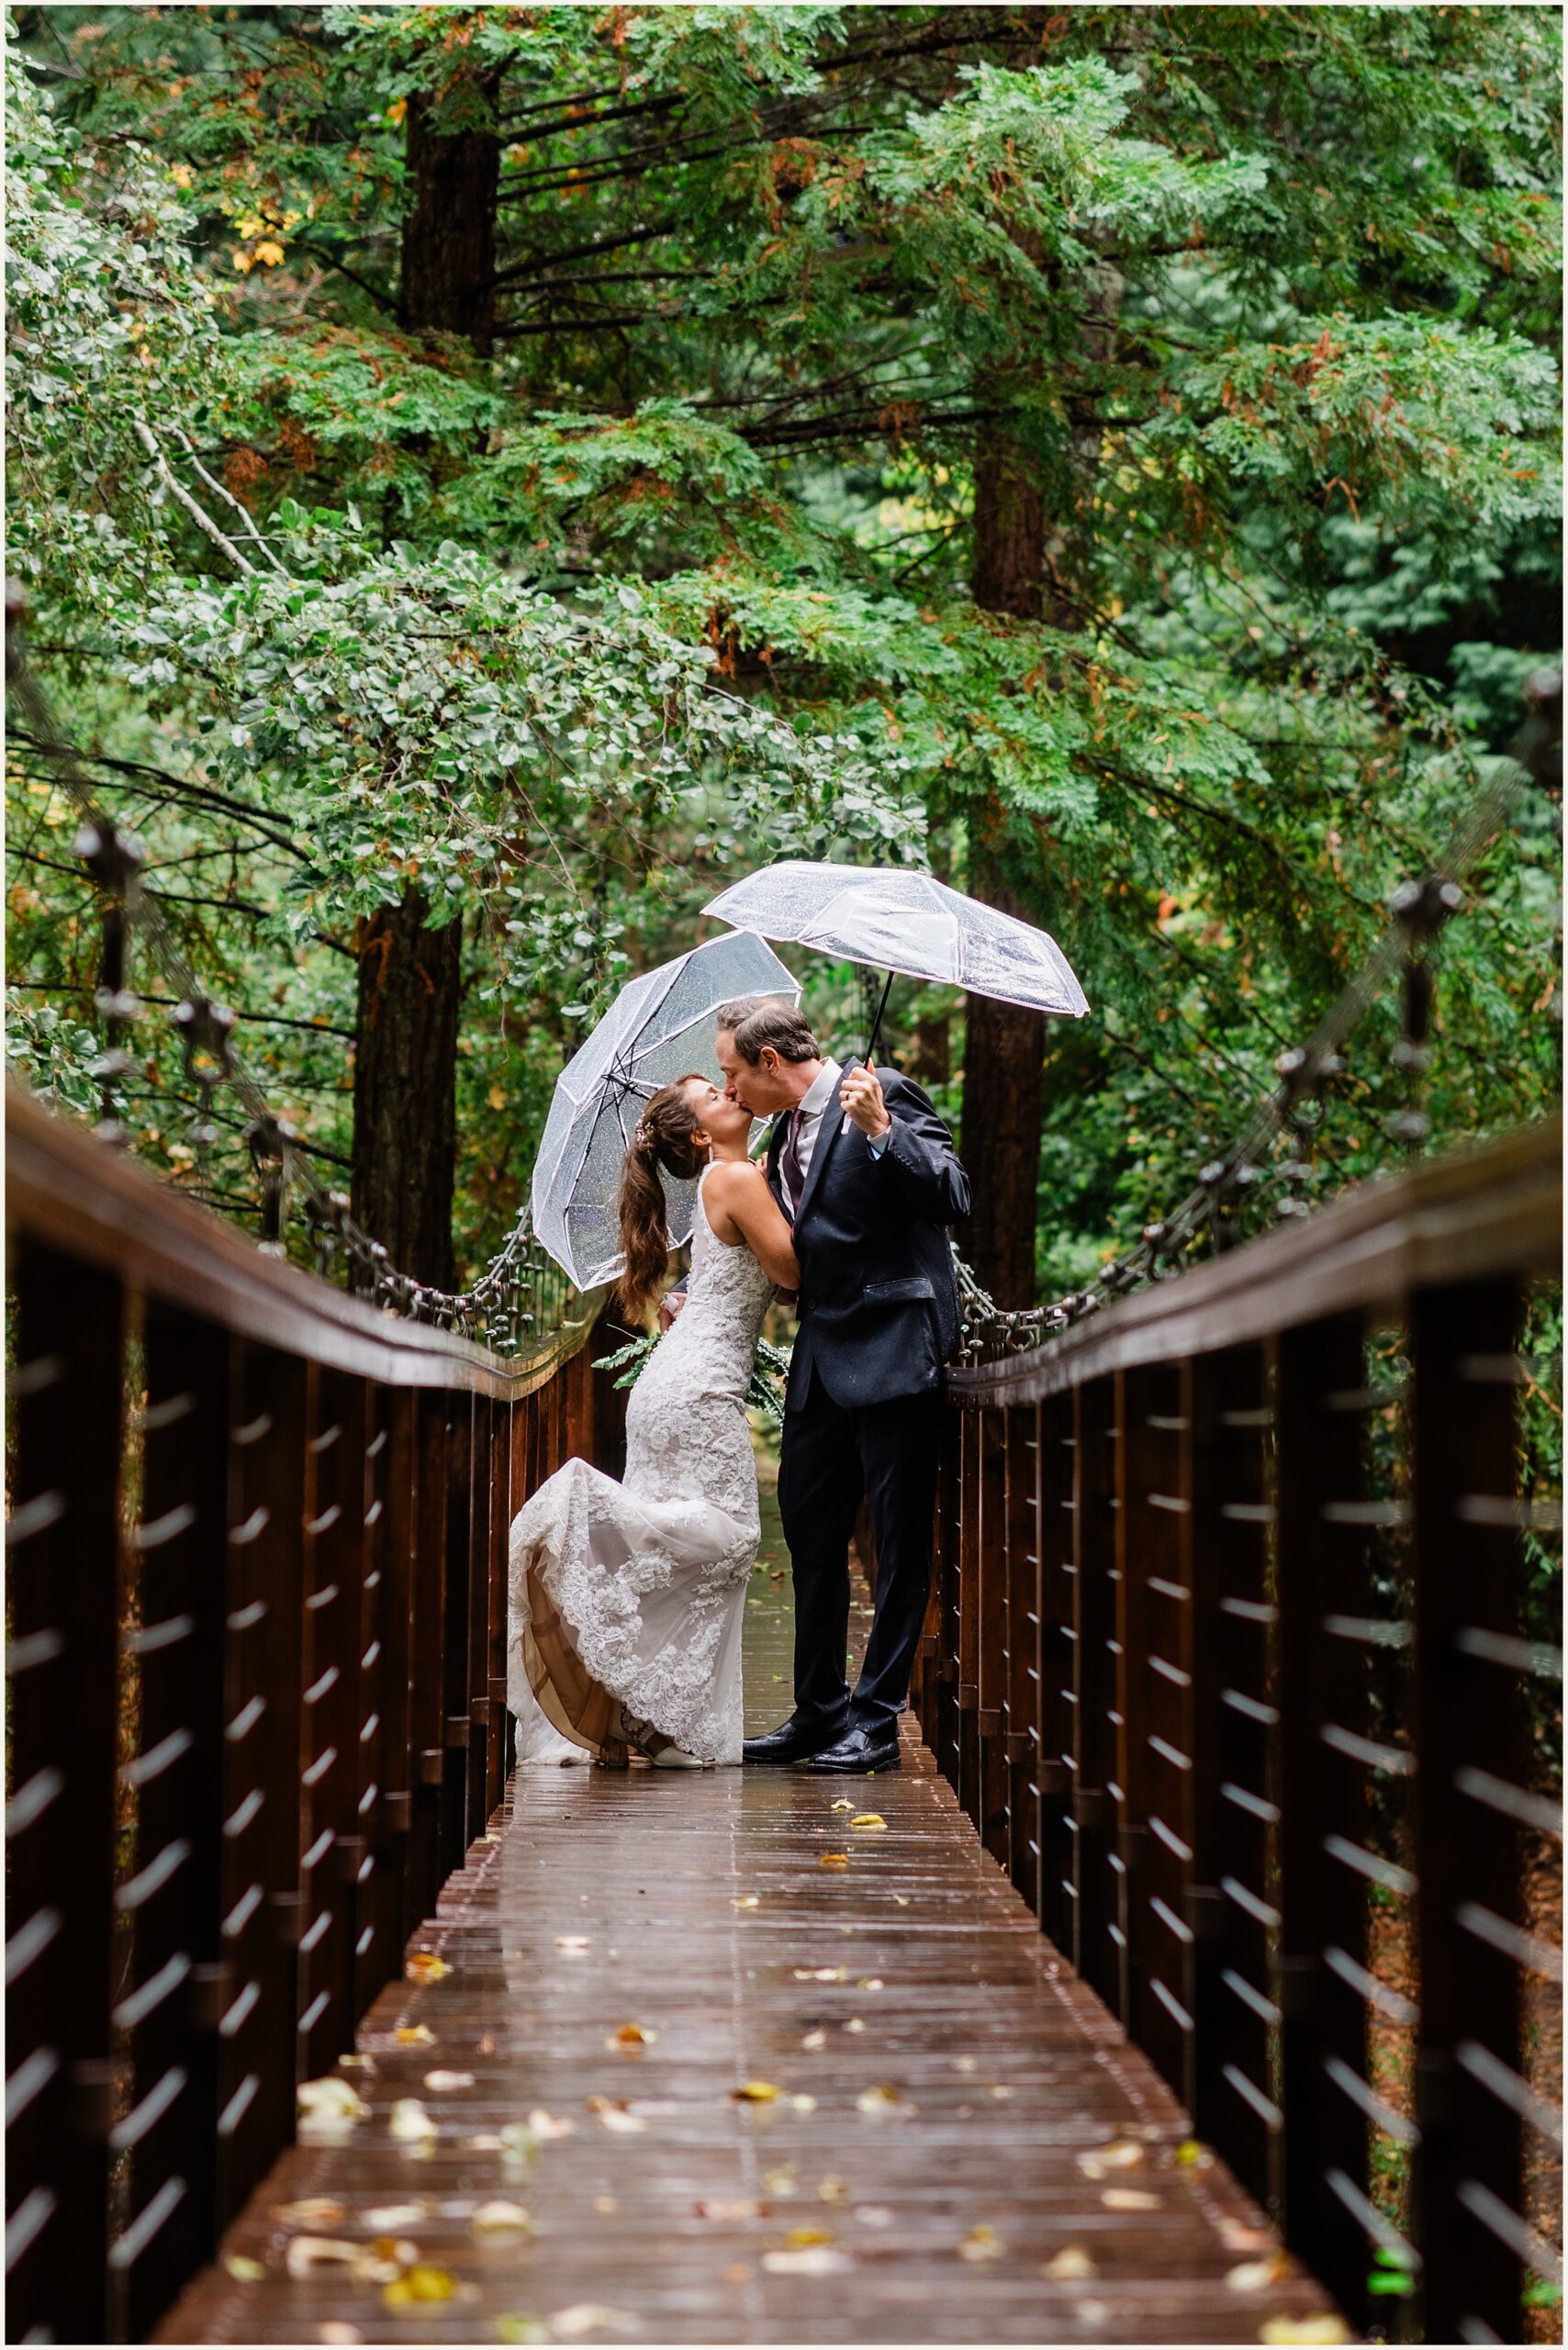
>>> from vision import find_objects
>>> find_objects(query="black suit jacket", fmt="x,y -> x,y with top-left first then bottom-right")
768,1063 -> 971,1411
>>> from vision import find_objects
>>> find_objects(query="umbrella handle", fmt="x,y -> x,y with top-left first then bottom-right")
840,969 -> 893,1137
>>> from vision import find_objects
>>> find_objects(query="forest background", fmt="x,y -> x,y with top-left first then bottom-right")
5,3 -> 1561,1345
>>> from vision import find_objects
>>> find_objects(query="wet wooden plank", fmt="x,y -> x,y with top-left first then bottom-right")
157,1483 -> 1343,2345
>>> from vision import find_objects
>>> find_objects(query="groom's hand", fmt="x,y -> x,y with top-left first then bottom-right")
840,1065 -> 891,1141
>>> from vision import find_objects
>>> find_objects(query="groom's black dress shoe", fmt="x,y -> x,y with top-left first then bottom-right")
808,1723 -> 902,1774
742,1717 -> 846,1766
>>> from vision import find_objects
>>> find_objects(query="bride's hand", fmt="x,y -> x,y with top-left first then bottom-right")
658,1293 -> 686,1333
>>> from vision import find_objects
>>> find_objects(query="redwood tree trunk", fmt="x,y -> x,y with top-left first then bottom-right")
398,82 -> 500,353
352,71 -> 500,1284
959,414 -> 1048,1307
353,891 -> 463,1290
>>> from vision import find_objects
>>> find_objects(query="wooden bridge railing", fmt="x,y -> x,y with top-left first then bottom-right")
5,1084 -> 622,2345
919,1114 -> 1563,2346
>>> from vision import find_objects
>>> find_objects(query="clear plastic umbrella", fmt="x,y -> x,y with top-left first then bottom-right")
531,930 -> 801,1289
702,860 -> 1089,1061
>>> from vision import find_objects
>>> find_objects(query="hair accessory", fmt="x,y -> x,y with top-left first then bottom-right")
633,1121 -> 654,1151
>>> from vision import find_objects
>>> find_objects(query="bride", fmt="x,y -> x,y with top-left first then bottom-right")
508,1073 -> 798,1767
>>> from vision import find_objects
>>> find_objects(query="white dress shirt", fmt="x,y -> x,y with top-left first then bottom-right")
790,1058 -> 842,1185
785,1058 -> 890,1198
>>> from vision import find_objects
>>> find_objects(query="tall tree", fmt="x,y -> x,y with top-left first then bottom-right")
961,413 -> 1049,1304
350,60 -> 504,1283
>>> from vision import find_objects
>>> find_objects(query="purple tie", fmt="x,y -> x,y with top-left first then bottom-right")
779,1107 -> 806,1219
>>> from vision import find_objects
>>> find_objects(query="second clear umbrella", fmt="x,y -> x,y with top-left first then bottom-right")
531,929 -> 801,1291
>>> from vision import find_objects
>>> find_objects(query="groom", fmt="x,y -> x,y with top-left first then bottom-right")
715,996 -> 971,1773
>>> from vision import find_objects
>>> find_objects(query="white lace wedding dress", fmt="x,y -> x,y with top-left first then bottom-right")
508,1165 -> 774,1766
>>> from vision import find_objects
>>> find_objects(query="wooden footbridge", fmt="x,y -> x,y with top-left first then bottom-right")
6,1084 -> 1562,2345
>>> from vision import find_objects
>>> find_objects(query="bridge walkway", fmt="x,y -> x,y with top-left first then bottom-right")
158,1480 -> 1338,2344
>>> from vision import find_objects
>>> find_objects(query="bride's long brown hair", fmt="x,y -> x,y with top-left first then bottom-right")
617,1076 -> 711,1325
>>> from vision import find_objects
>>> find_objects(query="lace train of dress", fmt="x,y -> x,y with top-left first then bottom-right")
508,1167 -> 774,1765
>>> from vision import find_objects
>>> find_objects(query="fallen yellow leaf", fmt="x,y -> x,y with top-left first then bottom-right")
958,2224 -> 1005,2264
801,2029 -> 827,2051
382,2264 -> 455,2309
820,1852 -> 851,1870
697,2198 -> 766,2221
394,2025 -> 435,2045
609,2021 -> 658,2047
731,1896 -> 760,1909
223,2255 -> 264,2283
1103,2188 -> 1160,2211
732,2080 -> 781,2102
786,2226 -> 836,2247
850,1813 -> 887,1831
831,1798 -> 856,1812
423,2070 -> 475,2092
405,1950 -> 450,1986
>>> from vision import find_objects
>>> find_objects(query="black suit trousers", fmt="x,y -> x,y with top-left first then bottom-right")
776,1363 -> 946,1734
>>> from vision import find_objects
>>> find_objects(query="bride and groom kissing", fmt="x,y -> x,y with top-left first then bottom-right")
507,993 -> 971,1774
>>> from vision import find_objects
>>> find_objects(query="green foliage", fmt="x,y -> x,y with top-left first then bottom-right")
6,3 -> 1561,1299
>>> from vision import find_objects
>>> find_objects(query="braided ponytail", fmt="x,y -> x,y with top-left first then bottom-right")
616,1075 -> 710,1324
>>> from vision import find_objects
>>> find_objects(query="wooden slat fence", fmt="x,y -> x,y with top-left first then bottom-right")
919,1116 -> 1563,2347
5,1085 -> 620,2344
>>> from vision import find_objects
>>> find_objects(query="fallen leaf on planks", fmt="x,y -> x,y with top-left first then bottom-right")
472,2200 -> 533,2236
272,2198 -> 345,2230
761,2246 -> 854,2277
1044,2247 -> 1099,2280
388,2099 -> 437,2142
585,2096 -> 646,2134
382,2265 -> 457,2310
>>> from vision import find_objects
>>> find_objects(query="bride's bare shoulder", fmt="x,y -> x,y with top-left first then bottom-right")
703,1159 -> 769,1213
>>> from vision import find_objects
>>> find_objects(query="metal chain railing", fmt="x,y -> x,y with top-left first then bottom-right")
954,667 -> 1562,1365
6,597 -> 579,1353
